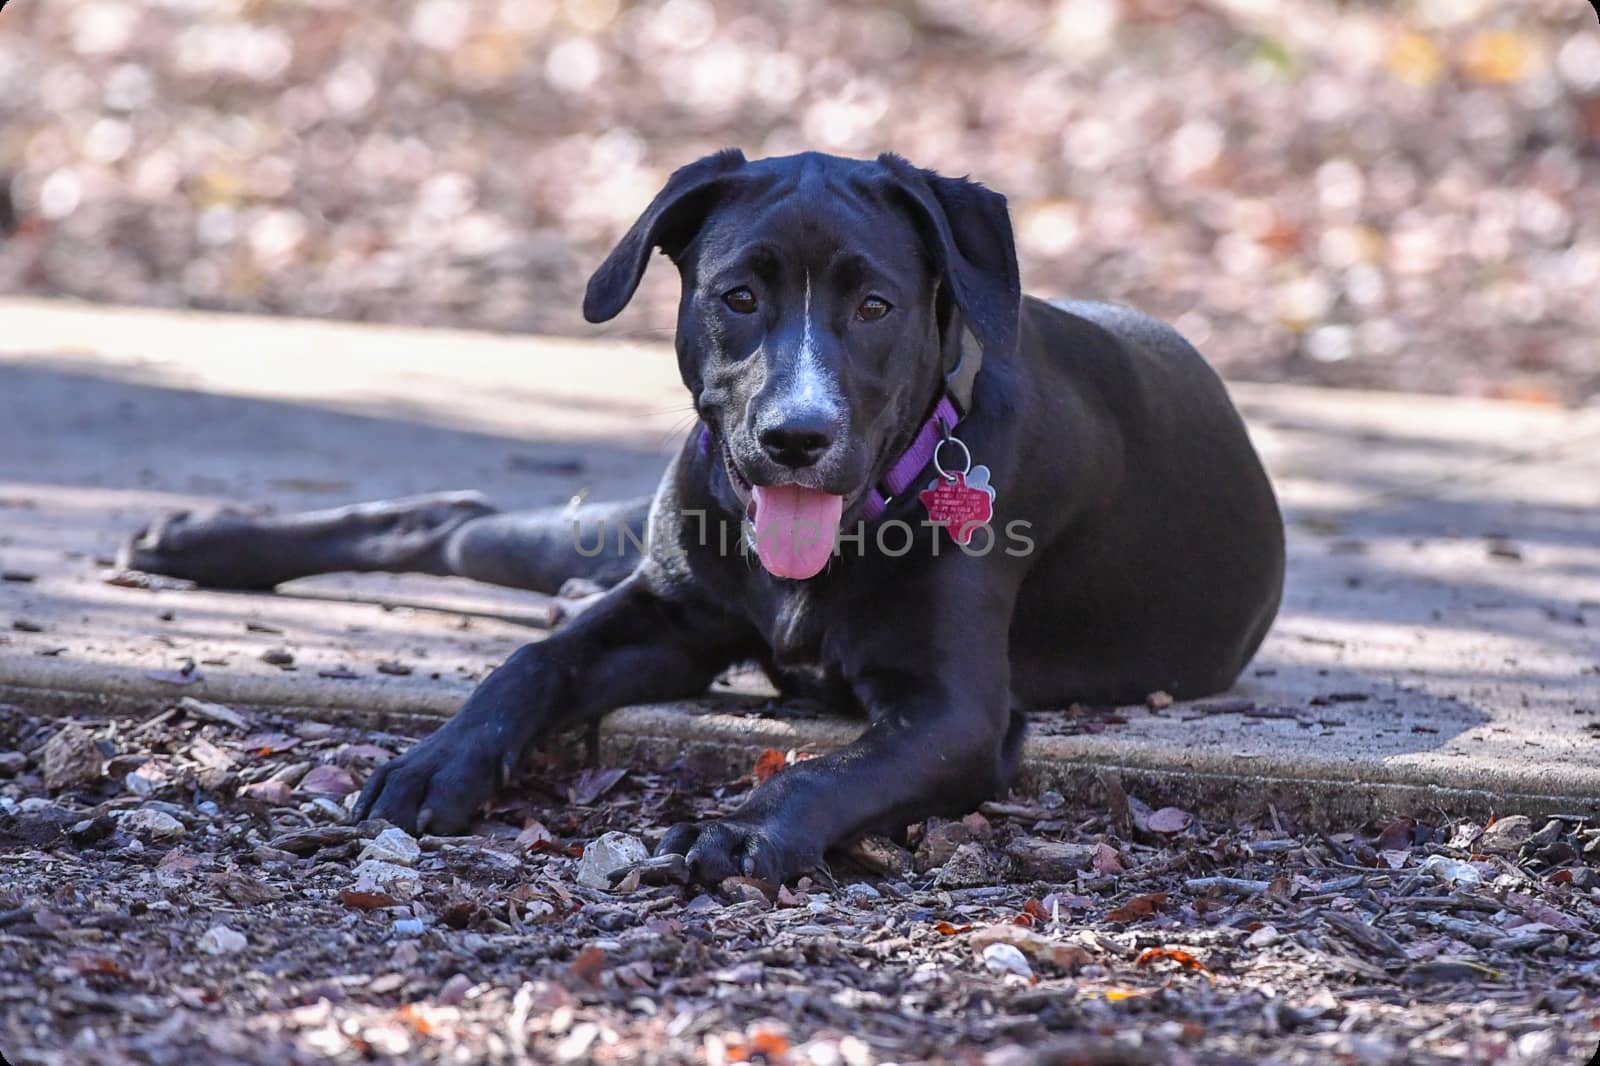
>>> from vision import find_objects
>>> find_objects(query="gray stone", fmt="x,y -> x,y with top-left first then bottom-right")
42,724 -> 102,791
844,882 -> 881,902
575,831 -> 648,891
981,942 -> 1032,979
1420,854 -> 1483,885
121,808 -> 186,841
1478,815 -> 1534,854
936,841 -> 999,888
359,827 -> 421,867
352,859 -> 419,892
197,924 -> 247,955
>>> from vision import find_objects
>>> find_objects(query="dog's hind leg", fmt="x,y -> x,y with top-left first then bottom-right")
435,497 -> 649,593
119,492 -> 651,594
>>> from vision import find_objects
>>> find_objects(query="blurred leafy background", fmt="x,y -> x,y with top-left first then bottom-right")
0,0 -> 1596,403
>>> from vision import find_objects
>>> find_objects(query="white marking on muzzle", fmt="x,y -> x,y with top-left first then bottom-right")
786,272 -> 843,423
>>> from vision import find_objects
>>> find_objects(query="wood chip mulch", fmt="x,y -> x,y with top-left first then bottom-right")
2,704 -> 1598,1065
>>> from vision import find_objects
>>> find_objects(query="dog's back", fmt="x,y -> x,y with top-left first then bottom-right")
1005,297 -> 1285,705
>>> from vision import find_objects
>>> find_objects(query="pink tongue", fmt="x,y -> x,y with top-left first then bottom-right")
749,485 -> 843,579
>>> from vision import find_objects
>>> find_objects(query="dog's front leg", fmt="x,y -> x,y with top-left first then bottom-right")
661,571 -> 1017,884
354,575 -> 745,834
659,676 -> 1013,883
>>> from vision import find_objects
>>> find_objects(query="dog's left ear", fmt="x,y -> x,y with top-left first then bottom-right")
584,148 -> 747,324
876,153 -> 1021,361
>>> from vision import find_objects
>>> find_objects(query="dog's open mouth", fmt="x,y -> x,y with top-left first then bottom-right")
723,444 -> 843,581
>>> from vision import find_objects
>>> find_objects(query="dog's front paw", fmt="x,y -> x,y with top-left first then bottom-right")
656,818 -> 820,885
353,726 -> 501,835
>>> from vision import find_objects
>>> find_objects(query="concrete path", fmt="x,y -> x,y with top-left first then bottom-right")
1,298 -> 1597,823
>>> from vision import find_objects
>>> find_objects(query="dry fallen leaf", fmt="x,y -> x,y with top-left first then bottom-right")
72,955 -> 131,980
240,779 -> 293,805
751,749 -> 788,785
1376,817 -> 1415,853
570,945 -> 606,986
1146,807 -> 1193,834
298,764 -> 357,797
568,767 -> 627,805
1106,892 -> 1169,923
334,743 -> 393,768
242,732 -> 301,756
517,819 -> 556,849
727,1027 -> 790,1063
340,888 -> 401,910
1135,946 -> 1216,984
1014,899 -> 1050,926
396,1003 -> 434,1036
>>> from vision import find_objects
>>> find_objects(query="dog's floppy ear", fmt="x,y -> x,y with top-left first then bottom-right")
876,153 -> 1021,361
583,148 -> 747,324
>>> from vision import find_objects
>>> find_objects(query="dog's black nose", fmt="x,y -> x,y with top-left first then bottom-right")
759,418 -> 834,468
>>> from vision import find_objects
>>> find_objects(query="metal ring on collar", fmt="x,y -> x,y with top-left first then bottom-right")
932,435 -> 972,481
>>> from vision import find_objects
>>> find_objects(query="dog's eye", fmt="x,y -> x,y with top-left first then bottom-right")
856,296 -> 892,322
722,287 -> 758,314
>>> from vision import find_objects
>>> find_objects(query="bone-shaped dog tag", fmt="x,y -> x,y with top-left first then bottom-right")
920,464 -> 996,546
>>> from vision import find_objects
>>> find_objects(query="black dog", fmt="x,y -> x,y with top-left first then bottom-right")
122,150 -> 1285,883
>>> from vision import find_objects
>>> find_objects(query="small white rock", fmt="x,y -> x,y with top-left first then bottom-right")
1420,854 -> 1483,885
198,924 -> 247,955
575,831 -> 648,891
555,1022 -> 600,1062
353,859 -> 419,892
121,808 -> 187,841
982,942 -> 1033,978
360,826 -> 421,867
392,917 -> 426,937
1245,924 -> 1280,948
308,797 -> 347,821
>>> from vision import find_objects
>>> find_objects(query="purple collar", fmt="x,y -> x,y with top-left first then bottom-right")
695,393 -> 961,524
860,394 -> 959,521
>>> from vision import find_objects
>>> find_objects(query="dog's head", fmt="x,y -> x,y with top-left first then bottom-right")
584,150 -> 1020,579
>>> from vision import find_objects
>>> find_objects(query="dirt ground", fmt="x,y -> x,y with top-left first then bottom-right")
3,701 -> 1599,1065
2,0 -> 1599,404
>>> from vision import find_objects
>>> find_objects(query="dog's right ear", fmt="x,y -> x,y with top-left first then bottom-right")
583,148 -> 747,324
